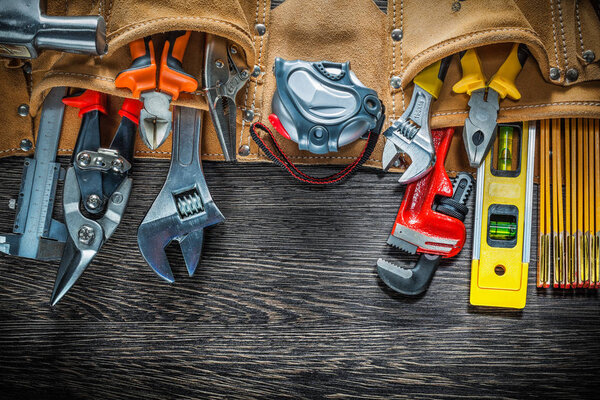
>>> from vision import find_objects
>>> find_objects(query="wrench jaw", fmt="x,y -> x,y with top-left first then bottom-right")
137,200 -> 225,283
377,254 -> 442,296
382,85 -> 436,184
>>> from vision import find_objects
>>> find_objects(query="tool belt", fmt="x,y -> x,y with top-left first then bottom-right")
2,0 -> 599,175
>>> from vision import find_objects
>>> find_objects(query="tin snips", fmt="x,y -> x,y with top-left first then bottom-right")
51,90 -> 142,305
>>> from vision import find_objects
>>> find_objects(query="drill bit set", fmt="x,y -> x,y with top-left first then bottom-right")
538,118 -> 600,289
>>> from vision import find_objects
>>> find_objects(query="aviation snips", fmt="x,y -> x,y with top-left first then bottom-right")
51,90 -> 142,305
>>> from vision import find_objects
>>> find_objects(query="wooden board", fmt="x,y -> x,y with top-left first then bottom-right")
0,157 -> 599,399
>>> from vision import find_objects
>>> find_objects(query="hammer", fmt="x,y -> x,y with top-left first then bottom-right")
0,0 -> 107,59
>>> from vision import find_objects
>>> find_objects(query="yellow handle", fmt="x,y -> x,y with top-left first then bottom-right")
488,43 -> 527,100
413,56 -> 451,99
452,49 -> 486,95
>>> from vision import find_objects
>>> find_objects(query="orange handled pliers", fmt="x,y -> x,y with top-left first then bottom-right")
115,31 -> 198,150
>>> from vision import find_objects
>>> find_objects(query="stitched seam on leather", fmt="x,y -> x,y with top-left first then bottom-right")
549,0 -> 561,70
40,71 -> 204,98
106,17 -> 253,43
0,148 -> 21,154
248,0 -> 268,152
134,150 -> 225,156
399,0 -> 405,111
106,0 -> 114,32
430,101 -> 600,118
239,0 -> 260,151
557,0 -> 568,70
575,0 -> 585,54
391,0 -> 397,119
399,28 -> 543,79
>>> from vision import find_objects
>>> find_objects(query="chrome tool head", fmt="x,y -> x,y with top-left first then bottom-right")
204,33 -> 250,161
51,167 -> 132,305
137,106 -> 225,282
139,91 -> 173,150
382,85 -> 435,184
463,88 -> 500,168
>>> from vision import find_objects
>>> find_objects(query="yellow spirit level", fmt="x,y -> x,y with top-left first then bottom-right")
470,121 -> 536,309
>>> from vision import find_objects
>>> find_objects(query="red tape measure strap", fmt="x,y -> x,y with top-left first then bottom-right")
250,122 -> 381,185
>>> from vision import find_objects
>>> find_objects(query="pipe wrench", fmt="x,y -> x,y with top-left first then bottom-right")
204,33 -> 250,161
0,87 -> 67,261
377,128 -> 473,296
137,106 -> 225,283
51,90 -> 142,305
382,56 -> 452,184
453,44 -> 528,167
115,31 -> 198,150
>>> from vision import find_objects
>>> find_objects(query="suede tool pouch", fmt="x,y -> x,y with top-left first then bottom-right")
1,0 -> 599,170
1,0 -> 256,161
238,0 -> 600,175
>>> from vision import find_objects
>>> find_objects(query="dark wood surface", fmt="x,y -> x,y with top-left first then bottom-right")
0,156 -> 599,399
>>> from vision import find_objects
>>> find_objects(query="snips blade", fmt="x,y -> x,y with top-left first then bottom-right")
51,167 -> 132,305
204,33 -> 250,161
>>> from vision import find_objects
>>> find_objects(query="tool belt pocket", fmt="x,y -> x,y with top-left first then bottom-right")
23,0 -> 256,159
240,0 -> 600,174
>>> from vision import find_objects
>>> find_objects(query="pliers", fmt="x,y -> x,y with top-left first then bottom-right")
115,31 -> 198,150
452,44 -> 528,167
204,33 -> 250,161
51,90 -> 142,305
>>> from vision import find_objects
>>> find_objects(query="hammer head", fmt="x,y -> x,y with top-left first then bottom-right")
0,0 -> 107,58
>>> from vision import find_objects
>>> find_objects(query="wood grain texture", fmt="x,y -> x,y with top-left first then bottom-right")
0,156 -> 599,399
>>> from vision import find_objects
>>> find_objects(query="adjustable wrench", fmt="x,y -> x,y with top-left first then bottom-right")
137,106 -> 225,282
0,87 -> 67,261
382,56 -> 452,184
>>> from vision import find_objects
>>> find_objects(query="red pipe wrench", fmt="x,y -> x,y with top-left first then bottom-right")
377,128 -> 473,295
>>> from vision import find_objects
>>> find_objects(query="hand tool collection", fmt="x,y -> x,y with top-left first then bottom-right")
538,118 -> 599,289
1,32 -> 597,310
0,31 -> 250,304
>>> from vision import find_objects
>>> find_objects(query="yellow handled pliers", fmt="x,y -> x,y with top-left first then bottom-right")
453,44 -> 528,167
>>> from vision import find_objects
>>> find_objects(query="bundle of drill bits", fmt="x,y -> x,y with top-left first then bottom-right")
538,118 -> 599,288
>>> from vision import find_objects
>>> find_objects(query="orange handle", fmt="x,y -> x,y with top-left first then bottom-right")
158,31 -> 198,100
115,37 -> 157,98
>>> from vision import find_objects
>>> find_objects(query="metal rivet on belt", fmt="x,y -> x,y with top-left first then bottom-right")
565,68 -> 579,82
549,67 -> 560,80
251,65 -> 261,77
238,145 -> 250,156
19,138 -> 32,151
582,50 -> 595,64
451,1 -> 462,12
243,109 -> 255,122
255,23 -> 266,36
390,76 -> 402,89
17,104 -> 29,117
391,29 -> 403,41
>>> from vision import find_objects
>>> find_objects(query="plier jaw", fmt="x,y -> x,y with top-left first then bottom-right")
204,33 -> 250,161
454,44 -> 528,167
115,31 -> 198,150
